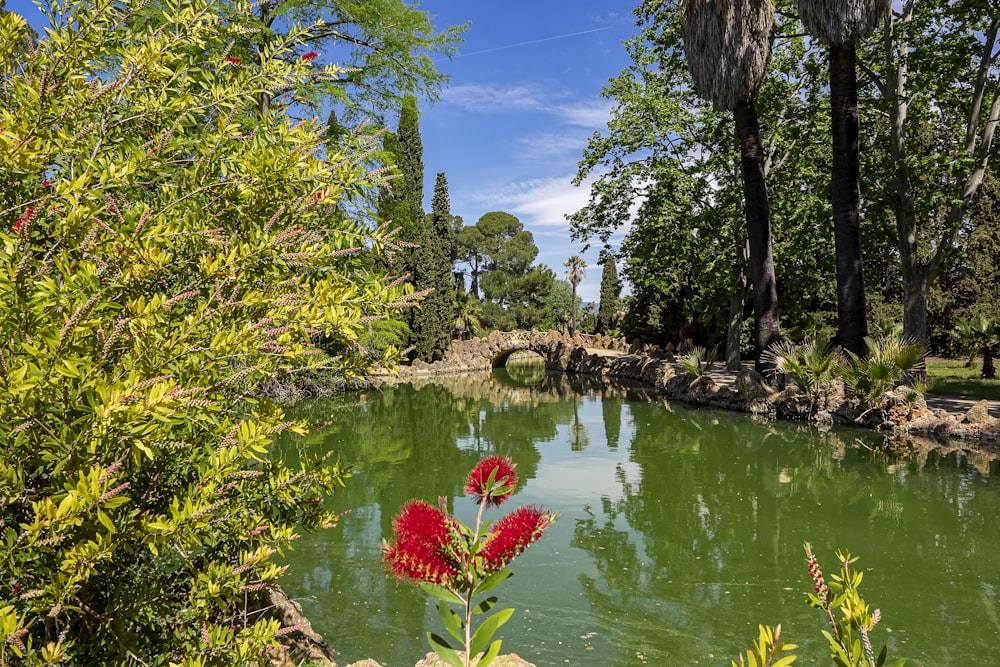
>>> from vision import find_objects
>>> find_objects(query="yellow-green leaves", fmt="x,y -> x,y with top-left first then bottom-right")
0,0 -> 406,663
731,624 -> 797,667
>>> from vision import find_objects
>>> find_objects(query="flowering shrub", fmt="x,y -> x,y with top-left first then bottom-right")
383,456 -> 556,667
0,1 -> 407,664
733,545 -> 906,667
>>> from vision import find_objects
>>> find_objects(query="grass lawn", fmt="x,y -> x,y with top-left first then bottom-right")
926,357 -> 1000,401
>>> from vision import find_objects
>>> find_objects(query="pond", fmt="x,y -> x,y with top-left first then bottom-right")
273,364 -> 1000,666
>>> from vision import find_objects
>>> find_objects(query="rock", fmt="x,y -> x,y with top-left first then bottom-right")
346,661 -> 385,667
962,400 -> 997,425
253,587 -> 338,667
735,368 -> 774,402
415,652 -> 536,667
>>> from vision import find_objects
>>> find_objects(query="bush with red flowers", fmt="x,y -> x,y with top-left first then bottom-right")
382,456 -> 556,667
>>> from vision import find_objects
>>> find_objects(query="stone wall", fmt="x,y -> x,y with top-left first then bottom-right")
378,331 -> 1000,443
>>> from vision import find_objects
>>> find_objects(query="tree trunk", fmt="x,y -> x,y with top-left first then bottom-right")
725,239 -> 749,371
734,99 -> 781,375
569,284 -> 577,335
829,43 -> 868,356
983,346 -> 996,380
901,270 -> 928,347
887,2 -> 930,347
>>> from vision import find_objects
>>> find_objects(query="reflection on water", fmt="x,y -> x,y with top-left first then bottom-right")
273,369 -> 1000,666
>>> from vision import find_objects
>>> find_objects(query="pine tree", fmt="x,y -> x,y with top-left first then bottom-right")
412,173 -> 457,360
597,255 -> 622,334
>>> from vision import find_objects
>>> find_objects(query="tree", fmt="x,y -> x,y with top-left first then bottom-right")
597,254 -> 623,334
571,1 -> 834,357
681,0 -> 782,373
456,223 -> 487,300
952,316 -> 999,380
797,0 -> 890,356
454,212 -> 556,331
565,255 -> 587,335
410,173 -> 457,361
541,279 -> 578,331
0,1 -> 407,663
221,0 -> 466,115
870,2 -> 1000,345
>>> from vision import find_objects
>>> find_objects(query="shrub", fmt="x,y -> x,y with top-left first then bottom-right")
839,335 -> 927,419
0,2 -> 406,665
679,345 -> 717,378
761,337 -> 842,414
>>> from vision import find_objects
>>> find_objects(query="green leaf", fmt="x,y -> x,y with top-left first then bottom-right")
96,510 -> 115,533
469,607 -> 514,658
419,582 -> 463,606
437,601 -> 464,643
475,638 -> 504,667
472,596 -> 498,615
426,633 -> 463,667
473,568 -> 512,597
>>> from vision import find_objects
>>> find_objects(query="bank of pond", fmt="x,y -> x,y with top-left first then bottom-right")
272,366 -> 1000,666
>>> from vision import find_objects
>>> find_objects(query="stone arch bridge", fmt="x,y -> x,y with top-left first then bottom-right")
401,329 -> 632,375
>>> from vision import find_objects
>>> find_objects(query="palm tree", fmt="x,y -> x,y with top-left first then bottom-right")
797,0 -> 890,357
681,0 -> 781,374
564,255 -> 586,335
952,315 -> 999,380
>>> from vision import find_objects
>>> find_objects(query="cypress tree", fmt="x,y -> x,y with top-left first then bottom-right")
597,255 -> 622,334
397,96 -> 424,245
412,173 -> 456,361
377,96 -> 424,280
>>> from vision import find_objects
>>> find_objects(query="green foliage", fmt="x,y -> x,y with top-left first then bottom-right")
456,212 -> 553,330
0,2 -> 406,664
571,1 -> 837,346
227,0 -> 466,115
762,337 -> 843,413
453,290 -> 485,340
596,255 -> 622,334
679,345 -> 717,378
731,624 -> 797,667
951,315 -> 999,379
804,544 -> 906,667
410,173 -> 456,361
839,335 -> 927,418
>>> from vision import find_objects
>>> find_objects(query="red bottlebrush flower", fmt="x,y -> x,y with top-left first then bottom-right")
383,500 -> 460,586
301,51 -> 320,61
480,505 -> 555,572
40,180 -> 52,187
13,207 -> 35,233
225,56 -> 243,66
804,542 -> 828,605
465,455 -> 517,506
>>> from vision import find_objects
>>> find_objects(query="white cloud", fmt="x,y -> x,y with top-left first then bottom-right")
441,83 -> 546,113
469,175 -> 587,228
553,98 -> 614,128
442,83 -> 612,130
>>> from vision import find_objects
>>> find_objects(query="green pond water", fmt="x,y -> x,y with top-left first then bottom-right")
273,364 -> 1000,666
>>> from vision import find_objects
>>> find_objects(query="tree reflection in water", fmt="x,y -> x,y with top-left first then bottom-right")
273,370 -> 1000,666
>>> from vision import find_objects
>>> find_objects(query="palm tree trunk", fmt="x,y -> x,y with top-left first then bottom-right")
829,43 -> 868,356
982,346 -> 996,380
734,99 -> 781,374
569,284 -> 577,336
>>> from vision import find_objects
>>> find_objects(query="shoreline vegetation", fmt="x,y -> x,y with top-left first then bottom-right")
364,331 -> 1000,445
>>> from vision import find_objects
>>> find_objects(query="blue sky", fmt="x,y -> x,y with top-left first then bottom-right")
419,2 -> 637,303
7,0 -> 638,303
